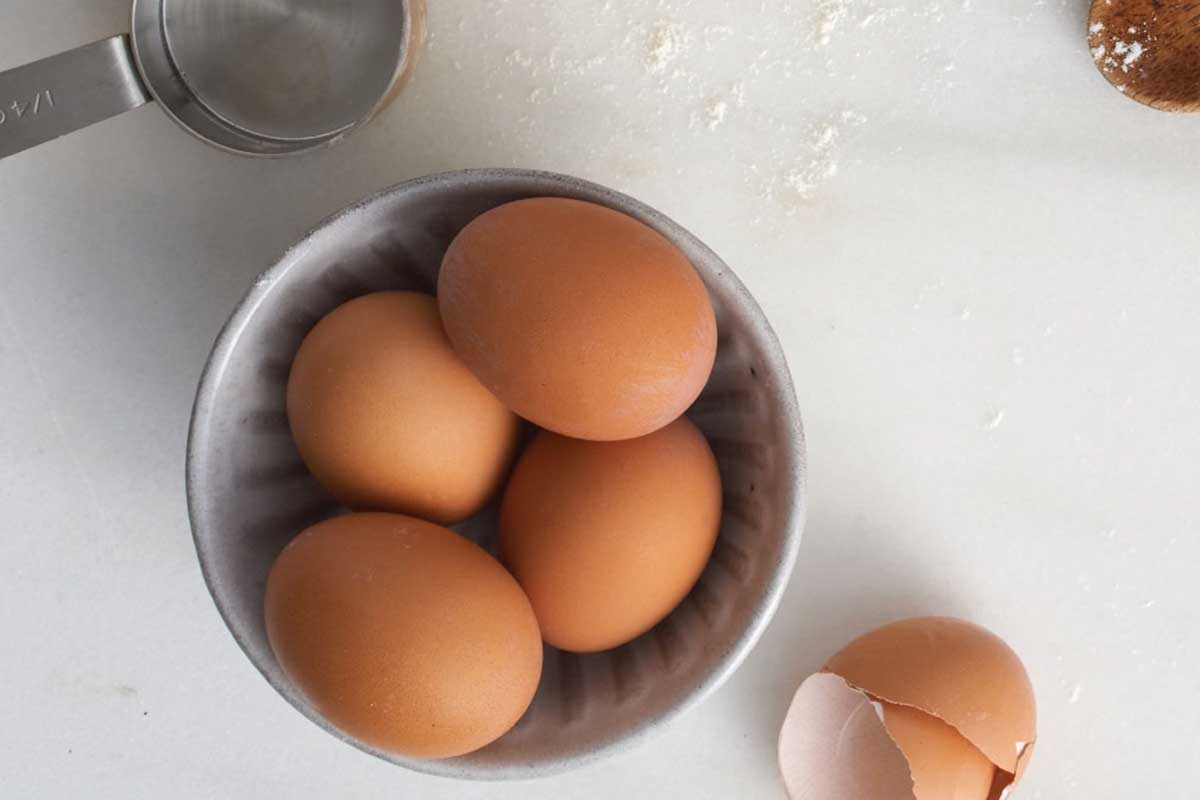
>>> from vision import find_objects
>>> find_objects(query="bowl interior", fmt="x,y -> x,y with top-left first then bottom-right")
187,169 -> 805,779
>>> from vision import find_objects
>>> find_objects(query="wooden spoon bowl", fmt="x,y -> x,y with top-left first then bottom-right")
1088,0 -> 1200,112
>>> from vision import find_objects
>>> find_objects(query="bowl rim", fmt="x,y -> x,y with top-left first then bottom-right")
185,167 -> 807,780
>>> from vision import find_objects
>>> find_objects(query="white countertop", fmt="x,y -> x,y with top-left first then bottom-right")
3,1 -> 1198,797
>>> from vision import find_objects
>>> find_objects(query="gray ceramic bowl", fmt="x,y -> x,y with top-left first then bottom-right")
186,168 -> 806,779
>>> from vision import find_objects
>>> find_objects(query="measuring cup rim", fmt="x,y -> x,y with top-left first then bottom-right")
128,0 -> 422,157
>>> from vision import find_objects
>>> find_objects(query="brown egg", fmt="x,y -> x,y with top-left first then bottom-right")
286,291 -> 520,524
498,416 -> 722,652
438,197 -> 717,442
822,617 -> 1036,777
264,512 -> 543,759
880,703 -> 995,800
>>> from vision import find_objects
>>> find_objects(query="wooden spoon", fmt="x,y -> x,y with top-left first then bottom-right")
1087,0 -> 1200,112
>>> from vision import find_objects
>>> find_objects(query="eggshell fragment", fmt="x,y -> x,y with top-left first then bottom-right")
822,617 -> 1036,776
777,673 -> 914,800
881,703 -> 995,800
988,742 -> 1037,800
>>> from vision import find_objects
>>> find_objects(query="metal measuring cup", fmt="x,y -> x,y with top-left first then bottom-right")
0,0 -> 424,160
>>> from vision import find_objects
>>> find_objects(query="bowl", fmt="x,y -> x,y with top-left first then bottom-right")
186,168 -> 806,779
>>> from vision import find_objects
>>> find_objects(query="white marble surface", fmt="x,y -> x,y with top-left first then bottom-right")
2,1 -> 1198,797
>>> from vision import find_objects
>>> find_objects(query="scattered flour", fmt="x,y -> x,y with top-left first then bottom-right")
767,110 -> 867,206
645,22 -> 688,72
444,0 -> 995,219
816,0 -> 849,46
730,81 -> 746,107
784,125 -> 841,196
703,98 -> 729,130
860,9 -> 899,29
507,49 -> 534,68
702,24 -> 735,48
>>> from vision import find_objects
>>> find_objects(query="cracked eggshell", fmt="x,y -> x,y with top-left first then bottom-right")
777,673 -> 914,800
778,617 -> 1036,800
880,702 -> 995,800
822,617 -> 1036,777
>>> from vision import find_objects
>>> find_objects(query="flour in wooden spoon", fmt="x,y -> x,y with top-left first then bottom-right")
1091,22 -> 1151,75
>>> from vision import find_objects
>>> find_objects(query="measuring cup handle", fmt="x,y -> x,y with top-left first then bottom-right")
0,35 -> 151,160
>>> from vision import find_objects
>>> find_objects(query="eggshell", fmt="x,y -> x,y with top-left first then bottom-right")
778,673 -> 914,800
438,197 -> 718,441
264,512 -> 543,759
498,416 -> 722,652
881,703 -> 995,800
779,618 -> 1037,800
286,291 -> 520,523
822,617 -> 1036,776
